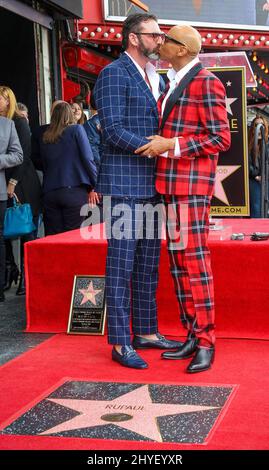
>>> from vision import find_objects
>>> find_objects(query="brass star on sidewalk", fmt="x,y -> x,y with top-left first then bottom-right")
40,385 -> 218,442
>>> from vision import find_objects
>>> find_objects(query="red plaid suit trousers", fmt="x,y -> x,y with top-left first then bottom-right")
165,195 -> 215,346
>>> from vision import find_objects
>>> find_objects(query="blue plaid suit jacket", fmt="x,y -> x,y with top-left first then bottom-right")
94,53 -> 162,198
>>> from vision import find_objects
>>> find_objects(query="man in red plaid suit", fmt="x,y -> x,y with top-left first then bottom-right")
135,25 -> 231,373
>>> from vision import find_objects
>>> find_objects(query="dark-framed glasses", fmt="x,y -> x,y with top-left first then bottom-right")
133,32 -> 165,41
164,34 -> 186,46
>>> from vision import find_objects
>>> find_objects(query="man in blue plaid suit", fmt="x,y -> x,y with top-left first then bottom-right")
94,14 -> 182,369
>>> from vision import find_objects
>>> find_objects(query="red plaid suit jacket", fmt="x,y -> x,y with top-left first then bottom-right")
156,65 -> 231,197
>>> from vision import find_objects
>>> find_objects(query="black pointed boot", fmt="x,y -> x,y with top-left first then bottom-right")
186,346 -> 215,373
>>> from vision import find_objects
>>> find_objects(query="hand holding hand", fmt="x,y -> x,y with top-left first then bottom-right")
135,136 -> 176,157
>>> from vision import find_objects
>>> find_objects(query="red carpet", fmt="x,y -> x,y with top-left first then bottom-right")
13,219 -> 268,450
0,334 -> 268,450
25,219 -> 269,339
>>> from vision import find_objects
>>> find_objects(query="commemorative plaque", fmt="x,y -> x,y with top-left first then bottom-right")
67,275 -> 106,335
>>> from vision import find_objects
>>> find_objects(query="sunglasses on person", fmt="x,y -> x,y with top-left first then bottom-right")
133,32 -> 165,41
164,34 -> 187,47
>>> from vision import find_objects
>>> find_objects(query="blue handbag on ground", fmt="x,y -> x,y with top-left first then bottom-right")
3,194 -> 36,239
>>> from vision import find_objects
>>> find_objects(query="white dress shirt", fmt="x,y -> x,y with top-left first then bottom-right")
161,57 -> 200,158
124,52 -> 161,102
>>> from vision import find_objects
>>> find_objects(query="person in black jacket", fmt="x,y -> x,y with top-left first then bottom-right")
83,92 -> 103,172
0,86 -> 42,295
84,92 -> 103,222
248,115 -> 269,217
31,101 -> 97,235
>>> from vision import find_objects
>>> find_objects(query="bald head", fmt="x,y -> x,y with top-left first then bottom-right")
168,25 -> 201,57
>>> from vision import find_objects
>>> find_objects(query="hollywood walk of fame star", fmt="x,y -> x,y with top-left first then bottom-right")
40,385 -> 219,442
225,97 -> 237,115
214,165 -> 241,205
78,281 -> 102,306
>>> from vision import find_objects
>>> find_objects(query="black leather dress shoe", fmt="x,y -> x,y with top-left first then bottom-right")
133,332 -> 183,350
0,291 -> 5,303
161,337 -> 198,360
186,346 -> 215,373
112,345 -> 148,369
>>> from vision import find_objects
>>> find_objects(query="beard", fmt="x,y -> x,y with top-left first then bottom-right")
147,51 -> 160,60
138,39 -> 160,60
